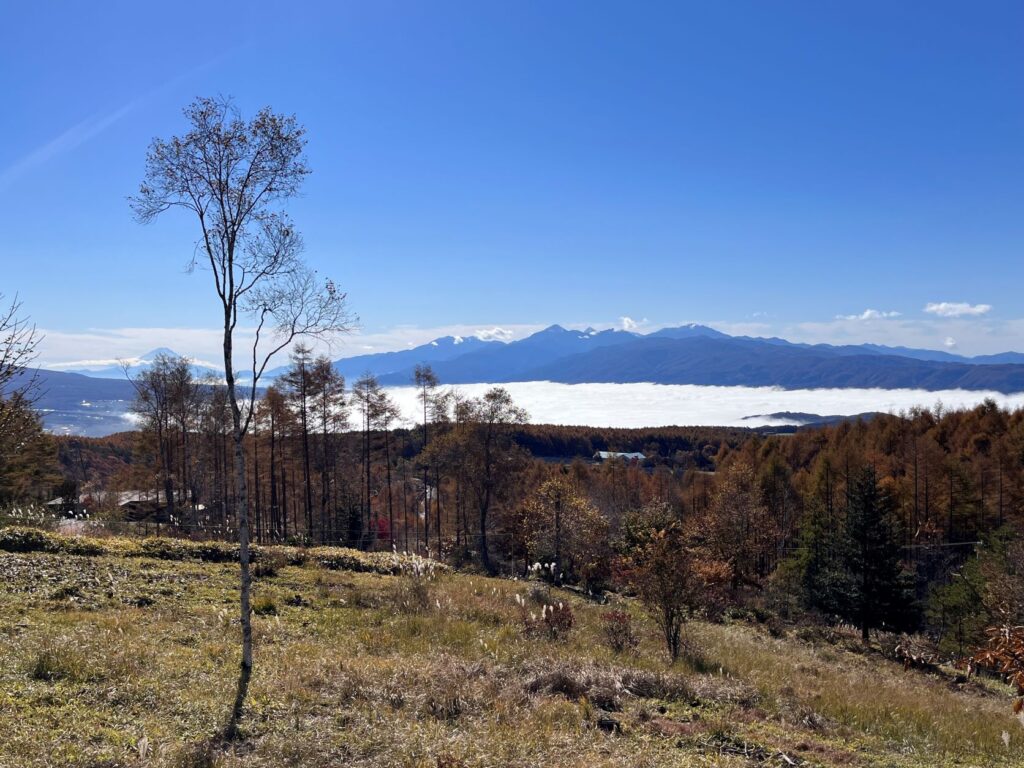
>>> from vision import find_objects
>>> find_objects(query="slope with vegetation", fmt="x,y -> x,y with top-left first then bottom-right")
0,528 -> 1020,768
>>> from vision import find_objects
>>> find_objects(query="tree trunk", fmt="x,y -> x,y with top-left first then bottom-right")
384,428 -> 394,550
227,420 -> 253,737
224,328 -> 252,739
479,487 -> 494,575
554,493 -> 562,582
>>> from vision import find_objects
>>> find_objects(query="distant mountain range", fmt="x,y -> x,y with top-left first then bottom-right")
61,348 -> 223,380
20,323 -> 1024,435
330,323 -> 1024,390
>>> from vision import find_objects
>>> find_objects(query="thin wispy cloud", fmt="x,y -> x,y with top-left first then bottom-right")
924,302 -> 992,318
0,55 -> 228,192
836,309 -> 901,321
0,101 -> 137,191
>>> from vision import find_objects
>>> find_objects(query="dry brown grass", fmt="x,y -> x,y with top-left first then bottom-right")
0,542 -> 1020,767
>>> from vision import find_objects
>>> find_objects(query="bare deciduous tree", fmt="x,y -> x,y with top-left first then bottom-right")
131,96 -> 352,737
123,353 -> 180,523
0,294 -> 50,502
0,293 -> 42,433
458,387 -> 528,574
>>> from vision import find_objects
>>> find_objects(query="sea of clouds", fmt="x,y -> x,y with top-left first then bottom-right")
46,382 -> 1024,437
381,382 -> 1024,429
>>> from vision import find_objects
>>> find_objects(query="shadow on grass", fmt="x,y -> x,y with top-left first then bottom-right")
223,660 -> 252,742
176,662 -> 253,767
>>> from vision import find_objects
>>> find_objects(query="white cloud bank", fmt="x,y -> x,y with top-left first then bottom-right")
619,316 -> 649,332
381,382 -> 1024,429
924,302 -> 992,318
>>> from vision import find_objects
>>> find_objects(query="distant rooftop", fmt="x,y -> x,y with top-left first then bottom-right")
594,451 -> 646,462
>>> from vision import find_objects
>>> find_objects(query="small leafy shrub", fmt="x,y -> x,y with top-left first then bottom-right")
29,643 -> 89,683
252,595 -> 278,616
282,547 -> 308,567
138,537 -> 194,561
58,536 -> 106,556
527,581 -> 551,606
0,526 -> 105,556
0,526 -> 59,553
969,625 -> 1024,714
254,549 -> 289,578
524,601 -> 575,641
49,585 -> 83,601
138,537 -> 239,563
310,546 -> 411,575
393,552 -> 439,613
191,540 -> 239,563
600,610 -> 639,654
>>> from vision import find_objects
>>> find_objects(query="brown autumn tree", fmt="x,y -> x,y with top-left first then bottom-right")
131,96 -> 351,736
451,387 -> 527,573
621,515 -> 729,662
308,355 -> 347,544
517,473 -> 610,590
701,459 -> 776,593
279,344 -> 315,539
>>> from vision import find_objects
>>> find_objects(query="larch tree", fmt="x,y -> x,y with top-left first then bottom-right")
131,96 -> 351,736
309,355 -> 346,543
702,459 -> 776,593
373,387 -> 402,549
262,384 -> 290,541
168,357 -> 204,521
280,343 -> 315,539
414,364 -> 439,551
459,387 -> 528,574
351,373 -> 382,547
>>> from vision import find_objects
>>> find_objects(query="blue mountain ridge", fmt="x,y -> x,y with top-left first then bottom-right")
22,324 -> 1024,436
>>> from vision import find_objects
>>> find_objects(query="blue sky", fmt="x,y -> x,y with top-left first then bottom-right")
1,1 -> 1022,366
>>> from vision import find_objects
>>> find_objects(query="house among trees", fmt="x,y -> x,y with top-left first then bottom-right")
593,450 -> 646,463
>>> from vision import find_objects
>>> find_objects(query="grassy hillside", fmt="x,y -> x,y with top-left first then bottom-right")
0,532 -> 1019,767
